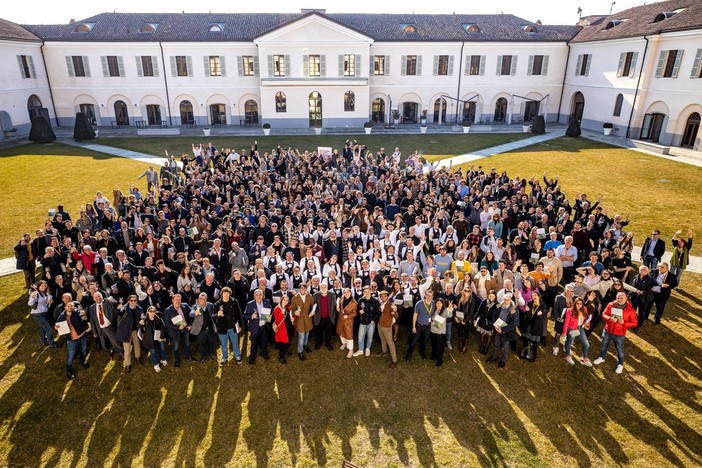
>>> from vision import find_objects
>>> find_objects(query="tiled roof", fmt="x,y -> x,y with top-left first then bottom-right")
572,0 -> 702,43
21,11 -> 580,43
0,18 -> 40,42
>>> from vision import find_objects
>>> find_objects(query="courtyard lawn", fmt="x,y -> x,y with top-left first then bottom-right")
100,133 -> 531,160
0,143 -> 149,257
447,137 -> 702,256
0,270 -> 701,466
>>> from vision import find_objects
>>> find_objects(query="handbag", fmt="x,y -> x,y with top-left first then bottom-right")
568,329 -> 580,338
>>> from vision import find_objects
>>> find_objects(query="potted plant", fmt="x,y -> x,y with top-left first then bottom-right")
203,127 -> 211,136
420,123 -> 428,134
522,123 -> 531,133
262,122 -> 271,136
364,121 -> 373,135
461,119 -> 471,134
603,122 -> 613,136
421,108 -> 428,124
313,123 -> 322,135
392,110 -> 401,125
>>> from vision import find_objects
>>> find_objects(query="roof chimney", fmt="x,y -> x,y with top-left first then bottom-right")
69,19 -> 76,24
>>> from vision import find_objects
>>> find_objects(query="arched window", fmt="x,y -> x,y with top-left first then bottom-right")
179,100 -> 194,125
140,24 -> 155,33
208,24 -> 223,32
464,24 -> 481,33
245,100 -> 259,124
344,91 -> 355,112
114,100 -> 129,126
402,24 -> 417,33
275,92 -> 286,113
494,97 -> 508,122
74,23 -> 91,33
523,25 -> 537,33
613,94 -> 624,117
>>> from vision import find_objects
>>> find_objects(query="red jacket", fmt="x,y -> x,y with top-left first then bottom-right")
562,308 -> 588,335
72,250 -> 96,274
273,305 -> 290,343
601,300 -> 637,336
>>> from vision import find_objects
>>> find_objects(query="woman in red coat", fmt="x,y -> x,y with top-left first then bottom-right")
274,294 -> 292,364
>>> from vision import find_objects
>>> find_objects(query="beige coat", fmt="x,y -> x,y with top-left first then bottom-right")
291,293 -> 315,333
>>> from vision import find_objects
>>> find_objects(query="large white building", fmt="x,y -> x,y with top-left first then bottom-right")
0,0 -> 700,150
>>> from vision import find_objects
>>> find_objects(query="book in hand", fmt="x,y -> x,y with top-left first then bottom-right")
56,321 -> 70,336
536,228 -> 546,239
433,314 -> 446,329
403,294 -> 413,307
260,308 -> 272,322
493,318 -> 506,328
455,311 -> 465,323
171,315 -> 186,327
610,307 -> 623,320
154,330 -> 163,341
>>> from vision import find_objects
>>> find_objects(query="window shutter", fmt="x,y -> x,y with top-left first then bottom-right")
17,55 -> 26,79
541,55 -> 549,76
671,49 -> 683,78
584,55 -> 591,76
616,52 -> 625,77
370,55 -> 374,74
401,55 -> 407,75
101,56 -> 109,77
527,55 -> 534,76
339,54 -> 344,76
83,56 -> 91,77
65,56 -> 75,77
655,50 -> 666,78
220,56 -> 226,77
464,55 -> 470,75
629,52 -> 638,78
237,56 -> 243,76
170,56 -> 177,76
416,55 -> 422,75
355,54 -> 361,76
320,55 -> 326,77
28,56 -> 36,79
267,55 -> 274,76
284,55 -> 290,77
510,56 -> 517,76
575,55 -> 583,76
384,55 -> 390,75
480,55 -> 485,76
152,56 -> 159,77
433,55 -> 439,76
496,55 -> 503,75
303,55 -> 309,77
186,56 -> 193,77
448,55 -> 454,76
253,56 -> 259,76
136,56 -> 144,77
203,56 -> 210,77
118,56 -> 125,77
691,49 -> 702,78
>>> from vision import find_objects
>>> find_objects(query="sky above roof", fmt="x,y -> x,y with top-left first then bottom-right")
8,0 -> 648,26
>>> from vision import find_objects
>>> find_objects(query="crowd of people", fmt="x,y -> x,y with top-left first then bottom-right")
14,138 -> 694,380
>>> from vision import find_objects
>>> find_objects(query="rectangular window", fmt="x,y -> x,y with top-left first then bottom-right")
209,56 -> 221,76
309,55 -> 321,76
273,55 -> 286,76
437,55 -> 449,75
469,55 -> 481,75
576,54 -> 591,76
72,56 -> 86,77
500,55 -> 513,76
106,56 -> 120,77
18,55 -> 33,78
141,56 -> 154,77
622,52 -> 634,76
374,55 -> 385,75
243,56 -> 255,76
663,50 -> 678,78
406,55 -> 417,75
176,56 -> 188,76
343,54 -> 356,76
531,55 -> 544,75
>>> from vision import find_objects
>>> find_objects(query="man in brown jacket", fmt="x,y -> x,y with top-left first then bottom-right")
539,249 -> 563,293
472,265 -> 497,301
377,290 -> 399,369
291,282 -> 315,360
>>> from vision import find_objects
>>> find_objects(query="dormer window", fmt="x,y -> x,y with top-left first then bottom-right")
401,24 -> 417,33
523,25 -> 537,33
140,23 -> 158,33
604,19 -> 625,30
208,23 -> 224,32
463,24 -> 481,33
653,12 -> 678,23
74,23 -> 94,33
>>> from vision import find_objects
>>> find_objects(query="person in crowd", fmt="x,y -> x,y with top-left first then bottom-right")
593,291 -> 638,374
337,288 -> 358,358
647,262 -> 678,325
455,287 -> 475,353
88,291 -> 122,360
291,282 -> 315,361
406,289 -> 435,361
474,290 -> 499,355
15,233 -> 37,290
243,288 -> 273,364
139,306 -> 168,372
54,301 -> 89,380
163,293 -> 193,367
520,291 -> 546,362
28,280 -> 55,348
640,230 -> 666,270
354,286 -> 380,357
313,282 -> 337,351
630,265 -> 655,333
429,298 -> 451,367
669,229 -> 693,285
116,294 -> 144,373
561,297 -> 592,366
487,293 -> 519,368
191,292 -> 217,362
213,287 -> 244,366
552,284 -> 575,356
377,290 -> 399,368
273,294 -> 292,364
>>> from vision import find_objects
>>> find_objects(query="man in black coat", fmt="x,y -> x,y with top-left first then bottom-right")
88,292 -> 122,360
630,265 -> 656,333
648,262 -> 678,325
640,230 -> 666,271
163,293 -> 194,367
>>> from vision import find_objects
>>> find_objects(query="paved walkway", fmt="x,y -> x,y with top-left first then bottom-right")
60,139 -> 178,167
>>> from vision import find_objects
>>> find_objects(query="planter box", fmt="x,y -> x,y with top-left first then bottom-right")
603,128 -> 612,136
364,127 -> 372,134
462,126 -> 470,134
203,128 -> 211,136
263,128 -> 270,136
522,125 -> 531,133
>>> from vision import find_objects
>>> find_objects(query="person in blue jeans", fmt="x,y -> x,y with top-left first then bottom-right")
214,288 -> 243,367
354,287 -> 380,357
140,306 -> 168,372
28,281 -> 56,347
55,302 -> 89,380
406,289 -> 435,361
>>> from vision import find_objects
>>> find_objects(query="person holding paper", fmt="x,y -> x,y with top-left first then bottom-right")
429,299 -> 450,367
191,293 -> 217,363
243,289 -> 273,365
593,292 -> 637,374
561,297 -> 592,366
474,290 -> 499,354
115,295 -> 144,373
629,265 -> 655,333
520,292 -> 546,362
291,282 -> 315,361
163,293 -> 194,368
552,284 -> 574,356
88,292 -> 122,360
336,288 -> 358,358
487,294 -> 519,368
139,306 -> 168,372
28,280 -> 56,348
647,263 -> 678,325
354,286 -> 380,357
377,290 -> 399,368
213,287 -> 244,366
55,302 -> 89,380
406,289 -> 434,361
455,288 -> 475,353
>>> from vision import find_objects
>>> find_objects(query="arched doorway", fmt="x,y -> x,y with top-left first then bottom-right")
571,92 -> 584,122
402,102 -> 419,123
308,92 -> 322,127
210,104 -> 226,126
244,100 -> 259,124
27,95 -> 49,122
180,100 -> 194,125
524,101 -> 540,122
79,103 -> 97,125
372,98 -> 385,123
433,98 -> 447,124
681,112 -> 700,148
463,101 -> 476,124
114,100 -> 129,126
146,105 -> 161,125
640,113 -> 666,143
494,98 -> 508,123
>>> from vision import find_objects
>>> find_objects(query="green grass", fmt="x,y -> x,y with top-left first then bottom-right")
101,133 -> 531,160
1,271 -> 701,466
0,143 -> 149,257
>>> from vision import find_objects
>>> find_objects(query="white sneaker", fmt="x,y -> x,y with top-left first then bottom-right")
365,348 -> 370,357
353,350 -> 364,357
153,365 -> 161,373
593,357 -> 605,365
615,364 -> 624,374
565,356 -> 575,365
552,347 -> 559,356
580,358 -> 593,367
446,342 -> 452,351
346,349 -> 354,358
340,343 -> 346,350
159,360 -> 168,367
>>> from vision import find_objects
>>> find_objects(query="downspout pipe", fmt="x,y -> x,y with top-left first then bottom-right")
626,35 -> 649,138
159,41 -> 173,126
40,41 -> 60,127
556,42 -> 571,123
455,41 -> 465,123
